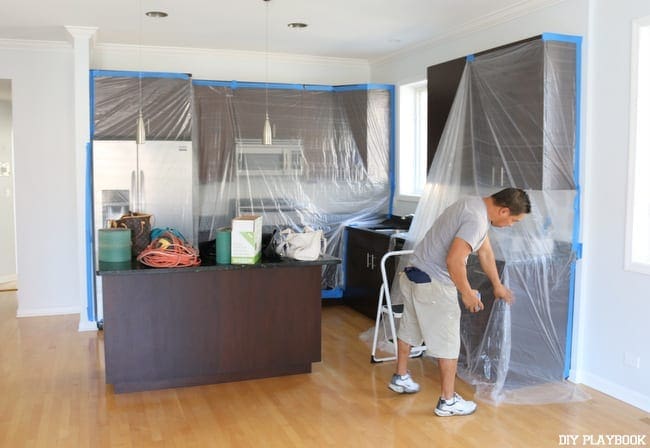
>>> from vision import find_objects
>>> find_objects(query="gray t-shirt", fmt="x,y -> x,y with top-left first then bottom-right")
411,196 -> 489,285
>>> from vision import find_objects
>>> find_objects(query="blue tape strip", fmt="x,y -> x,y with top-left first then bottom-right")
85,141 -> 95,322
388,84 -> 396,216
571,35 -> 584,256
563,35 -> 583,379
192,79 -> 304,90
333,83 -> 394,92
542,33 -> 583,44
321,288 -> 343,299
89,71 -> 96,138
466,54 -> 475,62
342,228 -> 349,291
304,84 -> 334,91
91,69 -> 190,79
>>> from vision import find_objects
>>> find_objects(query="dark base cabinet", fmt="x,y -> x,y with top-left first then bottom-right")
101,263 -> 328,393
458,248 -> 573,387
344,227 -> 404,319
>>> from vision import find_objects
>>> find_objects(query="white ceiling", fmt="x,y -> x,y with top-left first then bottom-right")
0,0 -> 564,60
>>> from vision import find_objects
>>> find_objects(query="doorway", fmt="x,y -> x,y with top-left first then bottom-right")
0,79 -> 17,292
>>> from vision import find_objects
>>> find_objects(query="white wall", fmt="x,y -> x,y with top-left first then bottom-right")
0,41 -> 80,316
575,0 -> 650,411
372,0 -> 650,411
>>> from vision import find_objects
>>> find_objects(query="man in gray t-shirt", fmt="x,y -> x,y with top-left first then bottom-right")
388,188 -> 531,417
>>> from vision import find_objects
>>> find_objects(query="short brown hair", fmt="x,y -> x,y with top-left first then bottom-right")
491,188 -> 531,215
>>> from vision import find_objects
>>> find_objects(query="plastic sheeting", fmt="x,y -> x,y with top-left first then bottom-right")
393,36 -> 586,404
92,72 -> 394,291
193,83 -> 392,289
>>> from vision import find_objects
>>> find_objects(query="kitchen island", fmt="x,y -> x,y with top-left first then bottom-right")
98,255 -> 340,393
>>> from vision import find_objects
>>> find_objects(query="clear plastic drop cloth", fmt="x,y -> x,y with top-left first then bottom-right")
193,84 -> 392,289
91,72 -> 393,291
91,73 -> 196,251
392,37 -> 588,404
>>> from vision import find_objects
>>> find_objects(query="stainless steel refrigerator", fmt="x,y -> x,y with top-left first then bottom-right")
92,139 -> 194,320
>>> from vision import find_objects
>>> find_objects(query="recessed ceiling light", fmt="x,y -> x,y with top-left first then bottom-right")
145,11 -> 168,18
287,22 -> 308,29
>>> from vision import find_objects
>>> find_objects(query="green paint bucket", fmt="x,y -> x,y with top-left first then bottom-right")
216,227 -> 231,264
98,228 -> 132,263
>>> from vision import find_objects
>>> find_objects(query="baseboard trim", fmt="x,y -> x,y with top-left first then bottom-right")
16,306 -> 80,318
0,274 -> 17,284
77,319 -> 98,332
577,369 -> 650,412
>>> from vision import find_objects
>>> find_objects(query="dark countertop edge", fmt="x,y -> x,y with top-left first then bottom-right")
97,255 -> 341,276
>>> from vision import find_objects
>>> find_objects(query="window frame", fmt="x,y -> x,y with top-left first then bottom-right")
397,80 -> 428,200
625,15 -> 650,275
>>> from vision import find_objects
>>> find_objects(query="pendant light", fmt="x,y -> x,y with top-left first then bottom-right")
262,0 -> 272,145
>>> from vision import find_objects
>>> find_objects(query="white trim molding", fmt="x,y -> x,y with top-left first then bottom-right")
624,15 -> 650,275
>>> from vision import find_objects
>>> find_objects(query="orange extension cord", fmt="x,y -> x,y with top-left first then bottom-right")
136,231 -> 201,268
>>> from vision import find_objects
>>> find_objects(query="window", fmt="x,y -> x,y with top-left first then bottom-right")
626,16 -> 650,274
398,80 -> 428,197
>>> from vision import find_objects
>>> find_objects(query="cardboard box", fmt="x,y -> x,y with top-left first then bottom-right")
231,215 -> 263,264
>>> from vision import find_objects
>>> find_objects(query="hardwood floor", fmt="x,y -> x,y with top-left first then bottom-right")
1,290 -> 648,447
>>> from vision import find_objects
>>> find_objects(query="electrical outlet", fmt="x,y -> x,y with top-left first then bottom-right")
624,352 -> 641,369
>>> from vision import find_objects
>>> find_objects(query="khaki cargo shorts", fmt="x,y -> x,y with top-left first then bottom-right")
396,271 -> 461,359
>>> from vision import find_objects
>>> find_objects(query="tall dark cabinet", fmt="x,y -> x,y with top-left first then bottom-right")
426,57 -> 466,168
426,34 -> 581,391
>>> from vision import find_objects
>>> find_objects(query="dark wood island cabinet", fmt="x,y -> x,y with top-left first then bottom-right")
98,256 -> 339,393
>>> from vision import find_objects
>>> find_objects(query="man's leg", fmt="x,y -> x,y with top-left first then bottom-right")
438,357 -> 458,400
396,338 -> 411,375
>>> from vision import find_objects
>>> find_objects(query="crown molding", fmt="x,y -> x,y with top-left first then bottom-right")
94,42 -> 369,67
371,0 -> 568,64
0,38 -> 71,52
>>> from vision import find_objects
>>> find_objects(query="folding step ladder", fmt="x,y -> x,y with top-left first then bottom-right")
370,249 -> 427,363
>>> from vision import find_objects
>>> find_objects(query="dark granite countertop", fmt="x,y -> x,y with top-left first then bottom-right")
97,254 -> 341,276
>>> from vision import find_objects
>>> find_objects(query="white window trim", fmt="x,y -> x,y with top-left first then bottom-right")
396,79 -> 427,200
625,15 -> 650,275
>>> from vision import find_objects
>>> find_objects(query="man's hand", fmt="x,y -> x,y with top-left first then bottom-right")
493,283 -> 514,304
461,289 -> 483,313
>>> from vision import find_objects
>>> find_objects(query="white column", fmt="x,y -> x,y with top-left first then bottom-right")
65,26 -> 98,332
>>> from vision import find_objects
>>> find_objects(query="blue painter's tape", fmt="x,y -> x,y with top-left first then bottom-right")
466,54 -> 475,62
564,34 -> 583,379
192,79 -> 232,87
342,228 -> 349,292
91,69 -> 191,80
85,141 -> 95,322
333,83 -> 393,92
321,288 -> 343,299
304,84 -> 334,91
388,84 -> 396,216
89,72 -> 96,138
192,79 -> 305,90
542,33 -> 583,45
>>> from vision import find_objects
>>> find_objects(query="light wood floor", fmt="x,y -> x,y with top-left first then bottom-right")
1,291 -> 648,447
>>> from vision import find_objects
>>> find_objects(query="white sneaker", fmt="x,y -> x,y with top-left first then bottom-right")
388,372 -> 420,394
434,393 -> 477,416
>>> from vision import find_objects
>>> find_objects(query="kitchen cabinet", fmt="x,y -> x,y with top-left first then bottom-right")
344,227 -> 404,319
458,255 -> 506,381
99,256 -> 340,393
458,245 -> 573,387
427,36 -> 577,190
466,38 -> 576,190
92,74 -> 192,141
427,56 -> 466,168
